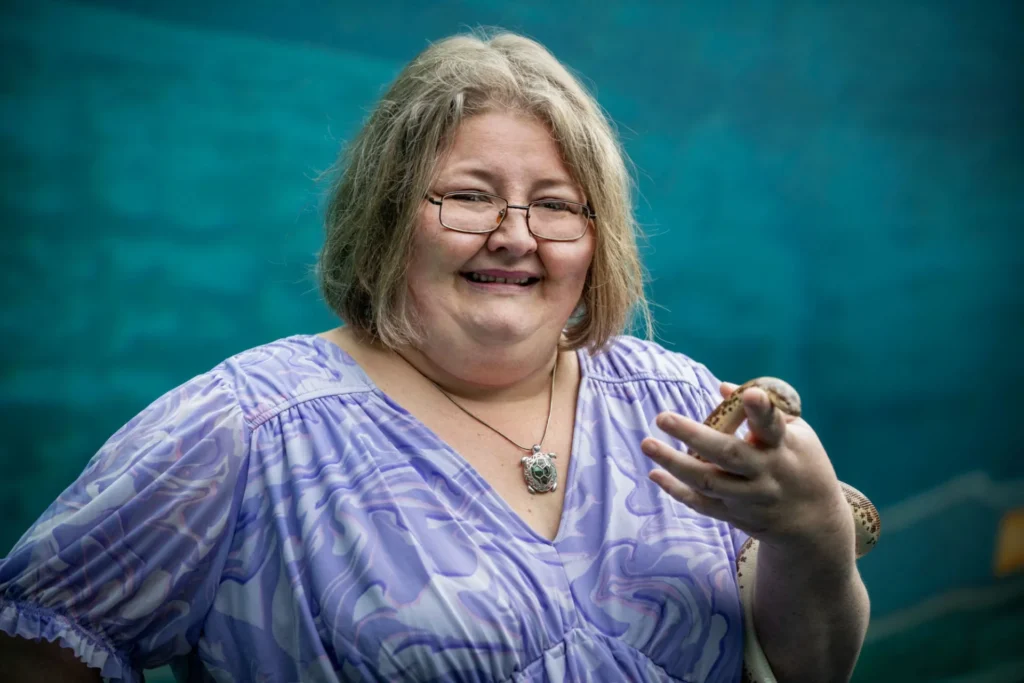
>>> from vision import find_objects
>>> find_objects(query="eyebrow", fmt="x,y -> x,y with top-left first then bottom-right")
441,167 -> 578,194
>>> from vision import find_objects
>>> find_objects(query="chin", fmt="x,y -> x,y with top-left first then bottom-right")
459,303 -> 578,348
465,319 -> 537,345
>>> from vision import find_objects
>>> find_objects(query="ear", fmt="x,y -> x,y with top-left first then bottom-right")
567,299 -> 587,326
572,270 -> 592,321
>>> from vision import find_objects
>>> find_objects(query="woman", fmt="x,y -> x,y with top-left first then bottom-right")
0,31 -> 869,682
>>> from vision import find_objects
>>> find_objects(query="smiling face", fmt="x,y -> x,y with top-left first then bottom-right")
406,110 -> 595,355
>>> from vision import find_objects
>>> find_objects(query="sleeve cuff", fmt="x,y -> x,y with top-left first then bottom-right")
0,600 -> 139,682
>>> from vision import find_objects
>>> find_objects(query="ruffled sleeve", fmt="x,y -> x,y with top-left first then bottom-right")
0,368 -> 251,681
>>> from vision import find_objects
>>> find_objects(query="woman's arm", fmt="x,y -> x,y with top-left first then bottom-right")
0,633 -> 101,683
753,513 -> 871,683
0,368 -> 251,679
642,381 -> 873,682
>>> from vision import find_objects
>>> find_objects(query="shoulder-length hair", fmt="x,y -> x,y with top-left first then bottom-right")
316,30 -> 652,351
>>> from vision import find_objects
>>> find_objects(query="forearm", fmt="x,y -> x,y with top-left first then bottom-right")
0,632 -> 101,683
752,538 -> 870,683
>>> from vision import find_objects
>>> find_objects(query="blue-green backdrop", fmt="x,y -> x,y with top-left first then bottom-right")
1,1 -> 1022,681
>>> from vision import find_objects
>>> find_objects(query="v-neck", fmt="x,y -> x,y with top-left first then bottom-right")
305,333 -> 589,547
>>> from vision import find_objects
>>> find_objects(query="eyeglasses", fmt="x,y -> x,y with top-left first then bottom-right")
426,191 -> 594,242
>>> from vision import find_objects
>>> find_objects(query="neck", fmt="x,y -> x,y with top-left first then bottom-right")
392,339 -> 560,404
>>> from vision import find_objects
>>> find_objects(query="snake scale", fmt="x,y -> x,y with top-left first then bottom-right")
695,377 -> 881,683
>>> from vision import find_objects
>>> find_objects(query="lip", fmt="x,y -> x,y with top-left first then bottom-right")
458,268 -> 541,293
461,277 -> 538,293
464,269 -> 541,279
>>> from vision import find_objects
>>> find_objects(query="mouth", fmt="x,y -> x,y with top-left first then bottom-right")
460,271 -> 541,287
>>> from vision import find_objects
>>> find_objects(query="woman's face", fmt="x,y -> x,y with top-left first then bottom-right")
406,111 -> 595,352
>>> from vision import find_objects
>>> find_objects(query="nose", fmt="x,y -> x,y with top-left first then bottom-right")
486,204 -> 537,257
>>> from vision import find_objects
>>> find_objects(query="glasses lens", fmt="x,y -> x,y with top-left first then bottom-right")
529,200 -> 589,240
440,193 -> 506,233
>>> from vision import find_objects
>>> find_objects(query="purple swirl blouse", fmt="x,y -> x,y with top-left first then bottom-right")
0,334 -> 749,682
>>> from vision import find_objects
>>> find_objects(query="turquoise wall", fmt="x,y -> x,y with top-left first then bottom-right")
2,1 -> 1021,681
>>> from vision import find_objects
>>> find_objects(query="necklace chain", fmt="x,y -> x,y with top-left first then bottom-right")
394,351 -> 557,453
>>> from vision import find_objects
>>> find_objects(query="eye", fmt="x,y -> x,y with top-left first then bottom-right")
534,200 -> 583,214
448,192 -> 493,203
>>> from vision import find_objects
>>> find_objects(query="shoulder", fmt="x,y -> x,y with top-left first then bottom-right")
582,335 -> 720,393
180,334 -> 371,428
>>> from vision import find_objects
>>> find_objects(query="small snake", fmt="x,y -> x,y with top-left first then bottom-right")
697,377 -> 881,683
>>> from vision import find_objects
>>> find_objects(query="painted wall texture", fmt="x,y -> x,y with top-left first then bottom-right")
1,1 -> 1021,681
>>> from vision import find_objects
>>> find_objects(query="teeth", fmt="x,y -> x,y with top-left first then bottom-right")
467,272 -> 532,285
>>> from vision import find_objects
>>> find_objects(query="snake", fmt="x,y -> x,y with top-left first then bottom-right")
695,377 -> 881,683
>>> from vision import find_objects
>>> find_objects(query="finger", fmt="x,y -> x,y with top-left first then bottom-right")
719,381 -> 740,398
654,413 -> 761,477
649,470 -> 730,519
742,388 -> 787,448
641,437 -> 753,497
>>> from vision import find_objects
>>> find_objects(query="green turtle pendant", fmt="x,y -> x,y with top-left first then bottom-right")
521,444 -> 557,494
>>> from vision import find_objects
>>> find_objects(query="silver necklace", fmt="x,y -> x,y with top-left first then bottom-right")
395,351 -> 559,495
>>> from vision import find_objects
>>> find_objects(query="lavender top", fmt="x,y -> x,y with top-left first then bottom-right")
1,334 -> 749,682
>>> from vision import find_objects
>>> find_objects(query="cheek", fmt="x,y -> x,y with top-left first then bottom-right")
544,239 -> 595,285
408,224 -> 484,285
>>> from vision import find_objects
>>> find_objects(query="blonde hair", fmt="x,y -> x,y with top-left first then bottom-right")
316,29 -> 652,351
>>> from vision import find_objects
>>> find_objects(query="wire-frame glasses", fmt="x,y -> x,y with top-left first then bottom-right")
426,191 -> 594,242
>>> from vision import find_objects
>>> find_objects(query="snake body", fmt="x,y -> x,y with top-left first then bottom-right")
699,377 -> 881,683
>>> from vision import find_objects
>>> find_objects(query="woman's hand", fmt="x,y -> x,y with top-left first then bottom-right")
641,382 -> 853,556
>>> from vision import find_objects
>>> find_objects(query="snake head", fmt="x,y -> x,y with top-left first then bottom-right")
746,377 -> 802,418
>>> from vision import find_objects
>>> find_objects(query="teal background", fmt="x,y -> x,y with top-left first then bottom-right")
2,1 -> 1022,681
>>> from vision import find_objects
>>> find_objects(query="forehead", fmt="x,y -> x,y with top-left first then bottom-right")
437,111 -> 575,184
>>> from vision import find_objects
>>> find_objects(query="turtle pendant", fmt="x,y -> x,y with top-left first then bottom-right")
521,444 -> 557,494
